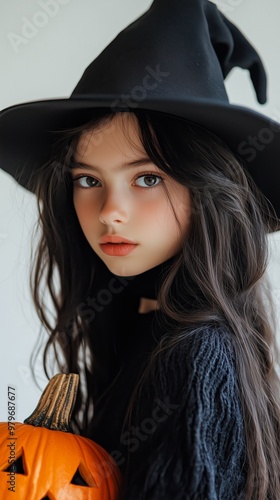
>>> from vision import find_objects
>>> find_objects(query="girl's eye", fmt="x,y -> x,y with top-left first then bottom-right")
72,176 -> 101,189
72,174 -> 163,189
134,174 -> 162,188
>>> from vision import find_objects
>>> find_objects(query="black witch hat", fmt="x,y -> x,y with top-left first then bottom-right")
0,0 -> 279,221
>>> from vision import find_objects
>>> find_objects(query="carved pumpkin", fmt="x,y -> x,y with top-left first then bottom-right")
0,374 -> 122,499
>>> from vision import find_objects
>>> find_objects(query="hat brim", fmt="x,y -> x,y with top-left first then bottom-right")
1,95 -> 280,219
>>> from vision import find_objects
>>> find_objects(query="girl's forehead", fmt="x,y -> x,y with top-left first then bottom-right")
75,113 -> 145,157
82,112 -> 138,137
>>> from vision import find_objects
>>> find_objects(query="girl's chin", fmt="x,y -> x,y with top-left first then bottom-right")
96,250 -> 172,277
103,260 -> 155,278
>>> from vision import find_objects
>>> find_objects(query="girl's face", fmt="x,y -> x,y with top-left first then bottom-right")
71,113 -> 191,276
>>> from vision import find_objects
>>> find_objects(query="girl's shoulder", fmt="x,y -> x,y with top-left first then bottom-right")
182,323 -> 237,372
161,323 -> 237,373
155,323 -> 240,402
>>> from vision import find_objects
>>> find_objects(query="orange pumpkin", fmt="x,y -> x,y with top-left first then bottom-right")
0,374 -> 122,499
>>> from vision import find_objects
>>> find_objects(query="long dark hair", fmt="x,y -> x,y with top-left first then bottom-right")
29,108 -> 280,499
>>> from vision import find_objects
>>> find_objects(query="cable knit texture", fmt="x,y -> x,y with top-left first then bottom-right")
120,326 -> 247,499
89,314 -> 247,499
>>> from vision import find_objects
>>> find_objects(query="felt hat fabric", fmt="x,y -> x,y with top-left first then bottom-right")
0,0 -> 279,221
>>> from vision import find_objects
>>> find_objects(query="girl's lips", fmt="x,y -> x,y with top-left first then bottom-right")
99,234 -> 136,244
100,243 -> 138,256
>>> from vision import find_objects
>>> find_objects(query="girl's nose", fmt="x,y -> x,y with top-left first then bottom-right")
99,189 -> 129,225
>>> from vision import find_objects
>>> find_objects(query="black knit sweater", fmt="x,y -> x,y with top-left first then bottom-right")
89,311 -> 247,499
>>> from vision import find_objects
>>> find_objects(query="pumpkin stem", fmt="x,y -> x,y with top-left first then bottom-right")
23,373 -> 79,432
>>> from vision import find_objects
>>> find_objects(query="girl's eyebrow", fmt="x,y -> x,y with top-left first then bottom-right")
70,157 -> 154,172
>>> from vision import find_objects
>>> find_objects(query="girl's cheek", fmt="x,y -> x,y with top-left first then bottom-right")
73,192 -> 98,210
137,199 -> 165,222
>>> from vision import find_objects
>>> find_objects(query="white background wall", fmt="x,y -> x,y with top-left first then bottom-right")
0,0 -> 280,422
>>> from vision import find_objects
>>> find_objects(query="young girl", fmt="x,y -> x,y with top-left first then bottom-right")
25,108 -> 280,499
1,0 -> 280,498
